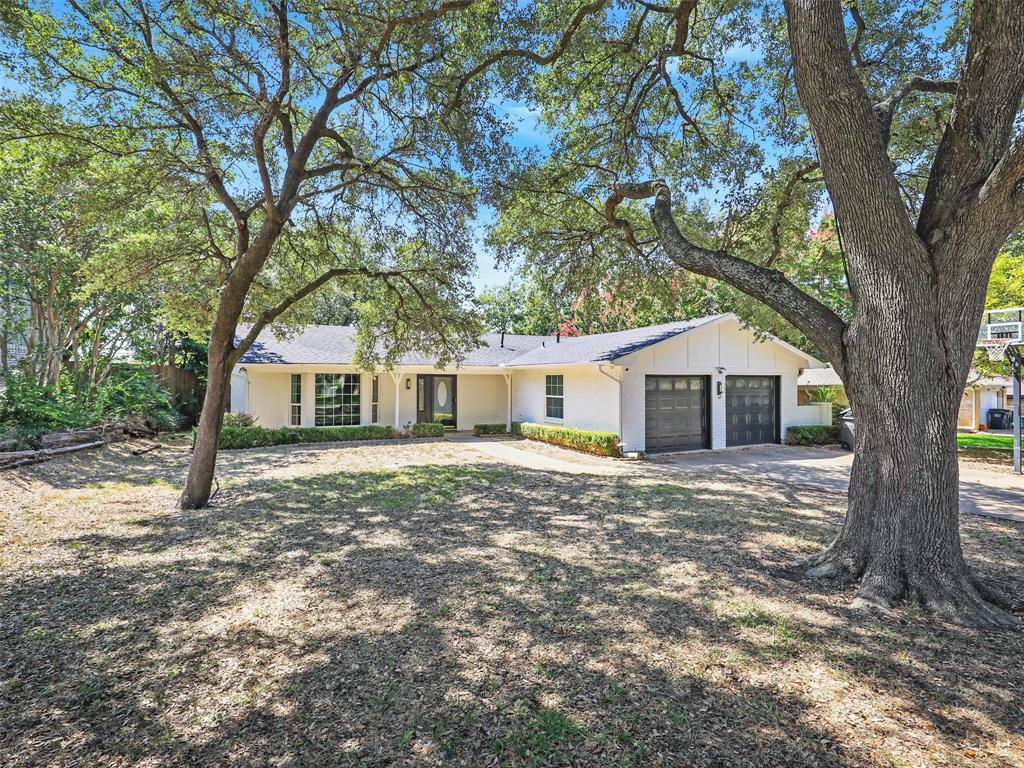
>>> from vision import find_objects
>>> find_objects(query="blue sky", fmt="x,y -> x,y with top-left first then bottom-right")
472,102 -> 550,291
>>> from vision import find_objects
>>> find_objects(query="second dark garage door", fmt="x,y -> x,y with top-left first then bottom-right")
726,375 -> 779,446
645,375 -> 709,452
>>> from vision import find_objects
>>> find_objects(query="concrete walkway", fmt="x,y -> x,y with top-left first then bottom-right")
453,436 -> 1024,524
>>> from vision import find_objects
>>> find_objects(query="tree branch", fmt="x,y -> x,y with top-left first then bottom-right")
847,3 -> 880,68
783,0 -> 921,268
608,180 -> 847,367
767,161 -> 821,267
228,266 -> 446,366
917,0 -> 1024,248
252,0 -> 291,215
872,76 -> 958,142
451,0 -> 609,105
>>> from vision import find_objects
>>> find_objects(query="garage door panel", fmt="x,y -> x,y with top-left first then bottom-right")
726,376 -> 778,446
645,375 -> 709,452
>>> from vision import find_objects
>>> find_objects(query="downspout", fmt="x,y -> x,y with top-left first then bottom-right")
597,363 -> 624,453
503,371 -> 512,432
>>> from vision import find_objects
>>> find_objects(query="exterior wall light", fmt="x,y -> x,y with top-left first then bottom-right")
405,377 -> 411,390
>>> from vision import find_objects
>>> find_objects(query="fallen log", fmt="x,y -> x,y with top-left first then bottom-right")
0,440 -> 106,470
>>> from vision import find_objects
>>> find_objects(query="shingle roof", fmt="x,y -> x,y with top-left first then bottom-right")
237,324 -> 548,366
797,365 -> 843,387
236,313 -> 732,368
503,315 -> 727,365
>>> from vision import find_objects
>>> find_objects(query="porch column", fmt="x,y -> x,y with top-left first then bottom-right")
504,372 -> 512,431
392,370 -> 403,432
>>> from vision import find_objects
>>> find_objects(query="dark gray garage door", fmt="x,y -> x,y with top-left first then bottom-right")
726,376 -> 779,446
645,376 -> 709,452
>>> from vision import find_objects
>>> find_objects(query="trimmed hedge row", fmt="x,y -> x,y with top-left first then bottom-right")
210,424 -> 397,450
473,423 -> 507,436
411,422 -> 445,437
784,425 -> 842,446
472,422 -> 523,436
519,422 -> 620,457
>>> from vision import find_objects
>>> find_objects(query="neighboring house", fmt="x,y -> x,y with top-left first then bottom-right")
959,375 -> 1012,429
796,364 -> 848,406
231,313 -> 832,454
0,281 -> 30,374
797,362 -> 1012,430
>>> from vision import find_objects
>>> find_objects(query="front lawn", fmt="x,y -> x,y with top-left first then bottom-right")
958,432 -> 1016,451
2,440 -> 1022,767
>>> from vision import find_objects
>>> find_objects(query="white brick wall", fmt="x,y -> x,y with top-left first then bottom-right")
511,365 -> 619,434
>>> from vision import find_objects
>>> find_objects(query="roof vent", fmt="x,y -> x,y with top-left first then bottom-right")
500,331 -> 505,348
556,330 -> 561,344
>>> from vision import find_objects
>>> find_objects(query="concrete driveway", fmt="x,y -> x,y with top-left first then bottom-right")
651,445 -> 1024,523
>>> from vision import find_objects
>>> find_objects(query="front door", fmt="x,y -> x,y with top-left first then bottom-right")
417,374 -> 457,428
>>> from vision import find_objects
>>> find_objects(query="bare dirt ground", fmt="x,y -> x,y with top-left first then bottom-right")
1,437 -> 1022,767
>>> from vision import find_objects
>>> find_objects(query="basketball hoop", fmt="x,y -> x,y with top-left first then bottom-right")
978,338 -> 1013,362
984,340 -> 1011,361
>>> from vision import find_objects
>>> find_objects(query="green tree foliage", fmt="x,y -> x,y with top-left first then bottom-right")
0,131 -> 197,388
1,0 -> 543,506
476,278 -> 572,336
486,0 -> 953,349
985,253 -> 1024,311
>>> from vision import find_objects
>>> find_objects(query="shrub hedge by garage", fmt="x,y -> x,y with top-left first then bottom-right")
784,425 -> 842,446
209,425 -> 397,450
518,422 -> 620,457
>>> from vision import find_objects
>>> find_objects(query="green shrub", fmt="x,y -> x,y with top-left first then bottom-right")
807,385 -> 840,404
0,372 -> 84,433
784,425 -> 842,446
511,421 -> 522,435
223,411 -> 258,428
518,422 -> 620,457
1,368 -> 176,444
473,423 -> 508,436
210,424 -> 397,450
89,368 -> 177,431
411,422 -> 445,437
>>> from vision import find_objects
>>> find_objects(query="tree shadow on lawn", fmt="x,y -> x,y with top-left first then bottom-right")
7,438 -> 457,493
2,460 -> 1023,766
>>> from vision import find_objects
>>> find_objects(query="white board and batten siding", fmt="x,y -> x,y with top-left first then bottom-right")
617,317 -> 822,453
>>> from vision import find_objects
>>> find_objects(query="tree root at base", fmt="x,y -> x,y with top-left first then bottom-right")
797,545 -> 1021,629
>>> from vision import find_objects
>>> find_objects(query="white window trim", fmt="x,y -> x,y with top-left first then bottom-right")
545,374 -> 564,422
289,373 -> 302,426
314,372 -> 361,427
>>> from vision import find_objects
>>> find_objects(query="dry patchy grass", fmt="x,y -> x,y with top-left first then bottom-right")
1,439 -> 1022,767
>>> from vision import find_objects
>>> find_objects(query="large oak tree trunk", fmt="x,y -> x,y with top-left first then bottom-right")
801,276 -> 1020,627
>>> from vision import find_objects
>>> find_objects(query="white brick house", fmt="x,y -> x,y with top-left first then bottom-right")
231,313 -> 830,454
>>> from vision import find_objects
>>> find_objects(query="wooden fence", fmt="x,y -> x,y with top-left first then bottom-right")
150,364 -> 204,425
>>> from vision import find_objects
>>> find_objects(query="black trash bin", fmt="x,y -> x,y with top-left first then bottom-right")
987,408 -> 1012,429
838,409 -> 855,450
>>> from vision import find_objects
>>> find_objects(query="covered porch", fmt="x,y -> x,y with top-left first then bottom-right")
232,363 -> 512,432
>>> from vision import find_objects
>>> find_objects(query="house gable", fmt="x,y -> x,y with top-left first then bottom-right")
614,315 -> 818,371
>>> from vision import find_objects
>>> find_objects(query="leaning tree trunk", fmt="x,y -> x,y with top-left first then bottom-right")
802,276 -> 1020,627
179,336 -> 234,510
